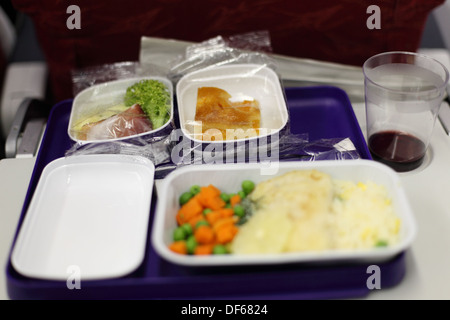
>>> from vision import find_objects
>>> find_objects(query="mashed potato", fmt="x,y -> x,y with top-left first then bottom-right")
230,170 -> 401,254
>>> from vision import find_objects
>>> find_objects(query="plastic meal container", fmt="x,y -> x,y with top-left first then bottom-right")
11,154 -> 155,281
68,76 -> 174,144
175,64 -> 289,155
151,159 -> 417,267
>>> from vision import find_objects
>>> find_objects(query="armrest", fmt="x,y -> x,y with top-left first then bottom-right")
5,98 -> 50,158
1,61 -> 48,158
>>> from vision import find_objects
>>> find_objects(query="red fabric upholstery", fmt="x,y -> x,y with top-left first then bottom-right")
12,0 -> 444,102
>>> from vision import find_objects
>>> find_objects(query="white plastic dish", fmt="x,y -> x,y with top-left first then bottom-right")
68,76 -> 174,144
11,154 -> 155,281
175,64 -> 289,146
151,159 -> 417,267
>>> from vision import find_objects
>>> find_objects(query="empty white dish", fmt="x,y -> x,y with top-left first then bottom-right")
11,154 -> 155,280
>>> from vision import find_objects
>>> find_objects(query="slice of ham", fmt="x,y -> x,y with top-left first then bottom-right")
83,104 -> 152,140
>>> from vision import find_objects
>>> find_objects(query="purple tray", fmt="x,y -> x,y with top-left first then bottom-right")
6,86 -> 405,300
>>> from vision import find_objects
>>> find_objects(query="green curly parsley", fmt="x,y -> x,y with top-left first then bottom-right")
124,79 -> 171,129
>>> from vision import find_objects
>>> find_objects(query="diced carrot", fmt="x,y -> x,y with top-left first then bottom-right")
198,185 -> 218,201
216,208 -> 235,218
194,225 -> 215,244
206,184 -> 221,196
215,225 -> 239,244
177,196 -> 203,225
169,241 -> 187,254
230,194 -> 241,207
197,185 -> 225,210
187,215 -> 205,230
194,244 -> 214,255
176,211 -> 186,226
205,211 -> 223,225
210,197 -> 226,210
212,216 -> 237,232
171,183 -> 243,255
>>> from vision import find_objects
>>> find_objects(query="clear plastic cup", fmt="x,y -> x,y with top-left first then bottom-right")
363,51 -> 449,172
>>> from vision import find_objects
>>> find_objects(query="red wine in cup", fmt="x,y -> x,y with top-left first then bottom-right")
368,130 -> 426,172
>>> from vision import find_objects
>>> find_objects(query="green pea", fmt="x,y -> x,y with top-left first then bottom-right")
212,244 -> 228,255
190,185 -> 201,195
203,208 -> 213,215
238,190 -> 246,199
225,203 -> 232,209
179,191 -> 193,206
242,180 -> 255,195
234,205 -> 245,218
173,226 -> 187,241
195,220 -> 209,229
186,235 -> 197,254
181,223 -> 193,236
220,193 -> 231,202
375,240 -> 388,247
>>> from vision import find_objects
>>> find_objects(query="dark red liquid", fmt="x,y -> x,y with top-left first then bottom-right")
368,130 -> 426,172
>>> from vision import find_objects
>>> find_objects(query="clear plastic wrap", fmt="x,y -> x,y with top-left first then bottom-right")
71,61 -> 169,96
279,137 -> 361,161
65,135 -> 173,169
167,31 -> 276,83
169,133 -> 359,164
66,31 -> 362,176
68,74 -> 174,144
167,31 -> 299,169
175,63 -> 288,145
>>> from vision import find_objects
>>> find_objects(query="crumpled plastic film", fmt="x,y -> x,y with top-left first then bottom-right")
281,137 -> 362,161
161,133 -> 361,179
167,32 -> 297,161
71,104 -> 154,141
69,66 -> 174,143
65,135 -> 172,167
65,31 -> 362,177
167,130 -> 309,166
71,61 -> 169,97
167,32 -> 278,83
164,32 -> 361,169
